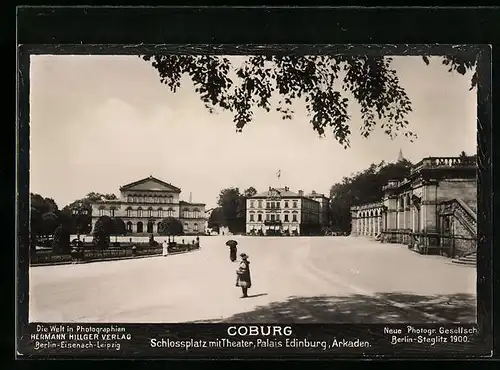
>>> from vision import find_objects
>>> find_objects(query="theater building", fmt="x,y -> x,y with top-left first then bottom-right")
246,187 -> 321,235
90,176 -> 206,235
350,156 -> 477,258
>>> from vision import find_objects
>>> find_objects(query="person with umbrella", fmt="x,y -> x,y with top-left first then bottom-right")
226,239 -> 238,262
235,253 -> 252,298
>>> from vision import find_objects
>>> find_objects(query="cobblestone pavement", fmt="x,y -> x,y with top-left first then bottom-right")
29,236 -> 476,323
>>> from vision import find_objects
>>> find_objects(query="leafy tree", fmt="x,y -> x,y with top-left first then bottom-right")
143,54 -> 477,147
158,217 -> 184,237
329,159 -> 413,232
112,218 -> 127,236
41,212 -> 58,237
30,207 -> 43,253
52,224 -> 71,254
92,215 -> 114,248
217,187 -> 245,233
207,207 -> 225,232
30,193 -> 59,215
244,187 -> 257,197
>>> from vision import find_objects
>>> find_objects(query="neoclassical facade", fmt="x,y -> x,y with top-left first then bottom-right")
351,156 -> 477,257
246,187 -> 321,235
90,176 -> 206,235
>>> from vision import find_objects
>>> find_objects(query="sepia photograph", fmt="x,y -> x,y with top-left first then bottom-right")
28,51 -> 478,325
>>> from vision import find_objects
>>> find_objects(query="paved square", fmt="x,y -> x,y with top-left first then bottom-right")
29,236 -> 476,323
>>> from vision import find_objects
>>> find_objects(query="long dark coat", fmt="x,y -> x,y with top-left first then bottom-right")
236,260 -> 251,288
229,246 -> 237,262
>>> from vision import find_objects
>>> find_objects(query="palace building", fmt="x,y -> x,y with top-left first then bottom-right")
246,187 -> 322,235
350,155 -> 477,258
90,176 -> 206,235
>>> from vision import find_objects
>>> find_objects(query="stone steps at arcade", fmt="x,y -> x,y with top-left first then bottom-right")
451,252 -> 476,266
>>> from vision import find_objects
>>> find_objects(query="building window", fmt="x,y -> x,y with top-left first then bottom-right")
110,209 -> 115,217
154,197 -> 158,203
266,202 -> 270,209
148,208 -> 153,217
99,209 -> 104,217
276,214 -> 280,220
137,208 -> 143,217
167,208 -> 174,216
258,214 -> 262,222
158,208 -> 163,218
194,223 -> 199,232
258,200 -> 263,208
133,197 -> 137,203
250,200 -> 255,208
292,213 -> 298,222
128,196 -> 132,203
126,208 -> 132,217
193,208 -> 200,218
250,214 -> 255,221
293,201 -> 298,208
184,223 -> 189,231
284,214 -> 289,222
276,202 -> 280,209
285,201 -> 289,208
271,214 -> 275,221
266,214 -> 270,221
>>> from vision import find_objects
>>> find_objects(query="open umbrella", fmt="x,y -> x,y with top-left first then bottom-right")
226,240 -> 238,262
225,240 -> 238,248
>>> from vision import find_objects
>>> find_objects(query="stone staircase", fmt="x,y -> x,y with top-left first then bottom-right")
452,252 -> 476,266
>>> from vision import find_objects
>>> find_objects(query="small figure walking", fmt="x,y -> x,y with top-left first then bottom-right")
162,239 -> 169,257
235,253 -> 251,298
226,240 -> 238,262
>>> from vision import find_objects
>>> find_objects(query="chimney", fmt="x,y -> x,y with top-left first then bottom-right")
189,192 -> 192,203
298,190 -> 303,196
312,190 -> 316,195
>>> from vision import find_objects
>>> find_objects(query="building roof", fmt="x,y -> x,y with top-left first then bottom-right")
251,188 -> 310,199
119,175 -> 181,193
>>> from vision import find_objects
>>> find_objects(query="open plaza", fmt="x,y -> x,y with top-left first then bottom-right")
29,235 -> 476,324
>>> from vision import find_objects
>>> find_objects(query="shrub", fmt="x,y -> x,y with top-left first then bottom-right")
158,217 -> 184,236
92,216 -> 114,249
52,225 -> 71,254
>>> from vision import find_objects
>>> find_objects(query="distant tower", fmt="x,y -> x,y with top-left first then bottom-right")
397,148 -> 404,162
189,192 -> 192,203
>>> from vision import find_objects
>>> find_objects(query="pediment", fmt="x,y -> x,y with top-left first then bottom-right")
120,177 -> 181,193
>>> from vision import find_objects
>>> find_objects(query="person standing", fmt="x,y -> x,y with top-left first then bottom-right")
162,239 -> 169,257
235,253 -> 252,298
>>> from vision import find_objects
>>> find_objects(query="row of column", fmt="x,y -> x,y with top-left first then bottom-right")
354,213 -> 383,236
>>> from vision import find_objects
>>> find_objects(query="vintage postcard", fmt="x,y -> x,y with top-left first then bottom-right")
15,6 -> 493,360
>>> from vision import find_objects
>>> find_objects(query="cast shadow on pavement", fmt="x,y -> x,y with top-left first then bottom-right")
246,293 -> 268,298
190,292 -> 476,323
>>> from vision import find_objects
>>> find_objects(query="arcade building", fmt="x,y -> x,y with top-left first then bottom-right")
350,156 -> 477,258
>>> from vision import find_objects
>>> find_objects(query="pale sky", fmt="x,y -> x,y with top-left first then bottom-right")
29,55 -> 477,210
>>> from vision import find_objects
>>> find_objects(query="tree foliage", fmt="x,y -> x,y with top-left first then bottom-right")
215,186 -> 256,233
41,212 -> 59,236
30,193 -> 59,215
112,218 -> 127,236
207,207 -> 226,231
52,224 -> 71,254
92,215 -> 114,248
329,158 -> 413,232
158,217 -> 184,236
143,54 -> 477,147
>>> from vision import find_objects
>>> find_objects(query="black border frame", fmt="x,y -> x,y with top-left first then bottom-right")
15,6 -> 496,360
